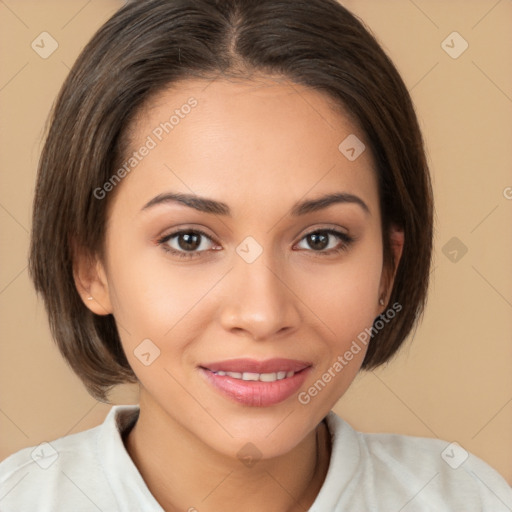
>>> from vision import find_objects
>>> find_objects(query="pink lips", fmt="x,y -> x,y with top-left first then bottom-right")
200,358 -> 312,407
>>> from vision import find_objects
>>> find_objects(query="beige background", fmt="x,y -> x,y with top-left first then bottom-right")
1,0 -> 511,485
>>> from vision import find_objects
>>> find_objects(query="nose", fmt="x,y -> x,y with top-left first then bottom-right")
218,248 -> 302,341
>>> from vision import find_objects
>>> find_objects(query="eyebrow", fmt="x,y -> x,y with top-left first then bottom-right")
141,191 -> 370,216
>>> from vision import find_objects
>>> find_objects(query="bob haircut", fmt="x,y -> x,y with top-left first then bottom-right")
29,0 -> 433,402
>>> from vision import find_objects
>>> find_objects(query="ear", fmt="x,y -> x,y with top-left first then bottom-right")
73,245 -> 113,316
378,225 -> 404,308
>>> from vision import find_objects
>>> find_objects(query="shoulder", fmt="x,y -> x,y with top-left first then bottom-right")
0,405 -> 138,512
321,412 -> 512,511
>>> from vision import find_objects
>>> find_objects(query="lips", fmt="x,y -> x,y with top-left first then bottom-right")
200,358 -> 312,407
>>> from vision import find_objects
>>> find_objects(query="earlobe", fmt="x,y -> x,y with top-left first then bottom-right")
73,250 -> 113,316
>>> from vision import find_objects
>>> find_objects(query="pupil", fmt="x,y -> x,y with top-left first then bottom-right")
179,233 -> 200,250
309,233 -> 328,250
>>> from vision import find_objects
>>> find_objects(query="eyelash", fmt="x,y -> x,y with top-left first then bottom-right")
156,228 -> 354,260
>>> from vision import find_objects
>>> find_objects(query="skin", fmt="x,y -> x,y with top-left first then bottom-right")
76,75 -> 403,511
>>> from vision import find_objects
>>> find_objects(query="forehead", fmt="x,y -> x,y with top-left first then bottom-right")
114,76 -> 378,217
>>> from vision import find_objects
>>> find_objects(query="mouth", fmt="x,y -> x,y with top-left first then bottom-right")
199,358 -> 312,407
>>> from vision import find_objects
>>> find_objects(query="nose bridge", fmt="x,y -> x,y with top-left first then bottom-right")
218,238 -> 300,339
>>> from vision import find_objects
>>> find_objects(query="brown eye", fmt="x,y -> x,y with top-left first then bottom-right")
157,229 -> 217,259
174,232 -> 203,251
306,232 -> 330,251
296,229 -> 353,255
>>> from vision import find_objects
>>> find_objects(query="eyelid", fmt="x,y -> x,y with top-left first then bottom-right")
155,224 -> 216,242
300,224 -> 350,238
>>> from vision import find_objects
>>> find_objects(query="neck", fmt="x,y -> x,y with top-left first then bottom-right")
123,395 -> 331,512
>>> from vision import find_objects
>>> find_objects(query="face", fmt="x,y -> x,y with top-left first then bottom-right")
81,76 -> 398,459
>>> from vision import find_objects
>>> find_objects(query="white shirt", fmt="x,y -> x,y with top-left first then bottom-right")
1,405 -> 511,511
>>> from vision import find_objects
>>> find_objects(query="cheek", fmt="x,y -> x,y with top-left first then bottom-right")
297,239 -> 383,343
105,241 -> 224,351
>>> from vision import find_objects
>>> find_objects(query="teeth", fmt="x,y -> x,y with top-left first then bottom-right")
242,372 -> 260,381
214,370 -> 296,381
259,372 -> 277,382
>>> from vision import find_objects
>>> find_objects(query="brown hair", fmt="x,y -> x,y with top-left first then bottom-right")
29,0 -> 433,402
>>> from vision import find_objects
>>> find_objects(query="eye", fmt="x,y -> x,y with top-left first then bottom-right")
157,229 -> 218,259
295,229 -> 354,255
156,227 -> 354,260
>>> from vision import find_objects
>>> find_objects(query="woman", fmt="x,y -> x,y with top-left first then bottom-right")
1,0 -> 511,510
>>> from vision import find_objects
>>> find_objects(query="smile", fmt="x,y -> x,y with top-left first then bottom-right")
200,358 -> 312,407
